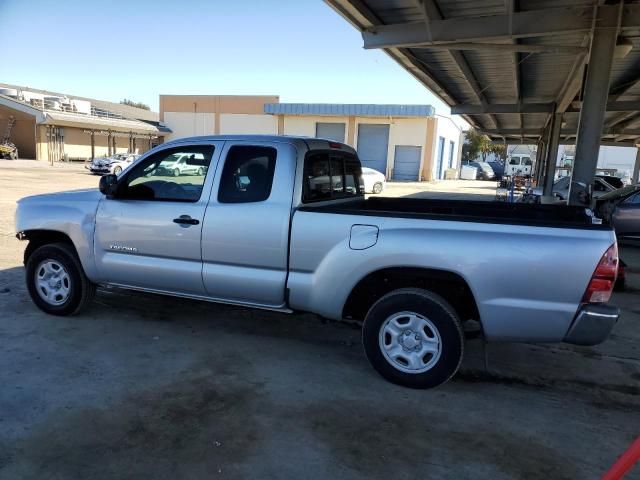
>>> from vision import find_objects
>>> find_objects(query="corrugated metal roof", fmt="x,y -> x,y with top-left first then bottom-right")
264,103 -> 434,117
327,0 -> 640,144
0,94 -> 170,135
0,82 -> 160,122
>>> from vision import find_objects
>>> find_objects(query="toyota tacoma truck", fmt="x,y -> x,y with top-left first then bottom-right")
15,135 -> 620,389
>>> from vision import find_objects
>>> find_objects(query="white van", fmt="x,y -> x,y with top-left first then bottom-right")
505,154 -> 533,176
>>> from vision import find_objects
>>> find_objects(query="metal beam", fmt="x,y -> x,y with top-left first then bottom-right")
509,0 -> 524,142
634,148 -> 640,183
413,0 -> 498,129
480,127 -> 640,136
569,3 -> 621,206
413,42 -> 587,54
604,73 -> 640,127
555,35 -> 590,113
544,113 -> 562,196
567,101 -> 640,113
452,103 -> 554,114
362,4 -> 639,49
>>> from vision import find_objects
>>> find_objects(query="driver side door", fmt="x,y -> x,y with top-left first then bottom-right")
94,142 -> 223,295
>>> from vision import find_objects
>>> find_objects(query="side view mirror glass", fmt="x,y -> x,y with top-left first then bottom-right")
99,174 -> 118,197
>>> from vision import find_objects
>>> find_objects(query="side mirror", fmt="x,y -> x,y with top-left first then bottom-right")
99,174 -> 118,197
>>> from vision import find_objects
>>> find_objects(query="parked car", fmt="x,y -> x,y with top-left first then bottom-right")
154,152 -> 208,176
16,135 -> 620,389
552,176 -> 616,201
487,161 -> 505,181
88,153 -> 140,175
505,154 -> 533,176
595,184 -> 640,240
461,160 -> 495,180
361,167 -> 386,194
596,175 -> 625,190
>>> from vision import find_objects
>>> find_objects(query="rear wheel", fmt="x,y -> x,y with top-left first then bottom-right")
173,168 -> 180,177
362,288 -> 464,389
197,167 -> 204,176
372,182 -> 383,194
113,165 -> 122,175
25,243 -> 96,316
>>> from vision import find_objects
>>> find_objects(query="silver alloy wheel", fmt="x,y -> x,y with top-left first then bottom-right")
35,260 -> 71,306
378,311 -> 442,374
373,182 -> 383,194
113,166 -> 122,175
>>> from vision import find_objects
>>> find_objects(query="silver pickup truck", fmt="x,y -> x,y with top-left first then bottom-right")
15,135 -> 620,389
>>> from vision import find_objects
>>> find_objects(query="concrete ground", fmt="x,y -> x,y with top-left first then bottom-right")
0,160 -> 639,480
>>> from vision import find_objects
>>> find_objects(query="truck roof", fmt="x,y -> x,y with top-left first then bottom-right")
161,134 -> 357,155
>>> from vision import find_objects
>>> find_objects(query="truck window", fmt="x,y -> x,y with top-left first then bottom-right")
303,152 -> 363,202
218,145 -> 277,203
117,145 -> 214,202
509,157 -> 520,165
522,157 -> 532,166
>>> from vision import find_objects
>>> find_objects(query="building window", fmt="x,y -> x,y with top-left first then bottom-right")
448,140 -> 455,169
436,136 -> 445,179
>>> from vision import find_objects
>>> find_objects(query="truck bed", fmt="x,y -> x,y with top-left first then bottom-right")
299,197 -> 609,230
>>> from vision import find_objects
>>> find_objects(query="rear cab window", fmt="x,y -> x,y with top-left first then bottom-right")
303,151 -> 363,203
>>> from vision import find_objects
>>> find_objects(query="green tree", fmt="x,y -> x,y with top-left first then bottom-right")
462,128 -> 490,162
490,143 -> 507,162
120,99 -> 150,111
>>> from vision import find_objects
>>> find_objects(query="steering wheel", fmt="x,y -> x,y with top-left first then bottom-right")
158,181 -> 185,199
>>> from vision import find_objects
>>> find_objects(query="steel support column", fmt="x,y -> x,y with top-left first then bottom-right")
534,139 -> 545,184
544,113 -> 562,196
633,147 -> 640,183
568,5 -> 621,205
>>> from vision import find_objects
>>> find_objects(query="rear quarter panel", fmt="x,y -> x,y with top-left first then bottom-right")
288,211 -> 615,342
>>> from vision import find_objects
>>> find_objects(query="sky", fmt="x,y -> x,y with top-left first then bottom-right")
0,0 -> 464,126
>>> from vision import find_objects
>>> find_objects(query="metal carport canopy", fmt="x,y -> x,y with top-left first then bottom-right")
325,0 -> 640,145
326,0 -> 640,204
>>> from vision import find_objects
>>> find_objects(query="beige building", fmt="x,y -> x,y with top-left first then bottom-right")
160,94 -> 463,181
0,84 -> 171,162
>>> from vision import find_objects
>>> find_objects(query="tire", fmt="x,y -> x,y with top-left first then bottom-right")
362,288 -> 464,389
372,182 -> 383,194
173,168 -> 180,177
197,167 -> 204,176
25,243 -> 96,316
113,166 -> 122,175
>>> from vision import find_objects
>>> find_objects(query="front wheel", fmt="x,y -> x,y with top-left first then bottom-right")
25,243 -> 96,316
372,182 -> 383,194
362,288 -> 464,389
113,165 -> 122,175
173,168 -> 180,177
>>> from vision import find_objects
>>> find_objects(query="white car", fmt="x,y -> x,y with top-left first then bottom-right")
361,167 -> 386,194
88,153 -> 139,176
154,152 -> 209,177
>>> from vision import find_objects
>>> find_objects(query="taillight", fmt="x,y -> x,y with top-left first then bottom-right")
328,141 -> 342,149
582,244 -> 618,303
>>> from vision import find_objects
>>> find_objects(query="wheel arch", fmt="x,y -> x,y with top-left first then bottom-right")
342,267 -> 481,326
21,229 -> 79,265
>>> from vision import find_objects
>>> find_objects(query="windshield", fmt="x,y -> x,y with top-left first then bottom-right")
509,158 -> 520,165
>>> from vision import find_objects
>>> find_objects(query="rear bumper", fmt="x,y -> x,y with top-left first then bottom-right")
563,304 -> 619,346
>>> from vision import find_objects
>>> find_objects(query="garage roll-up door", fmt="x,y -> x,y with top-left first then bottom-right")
393,146 -> 421,181
357,124 -> 389,175
316,122 -> 345,143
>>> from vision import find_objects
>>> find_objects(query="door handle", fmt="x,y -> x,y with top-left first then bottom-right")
173,215 -> 200,226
